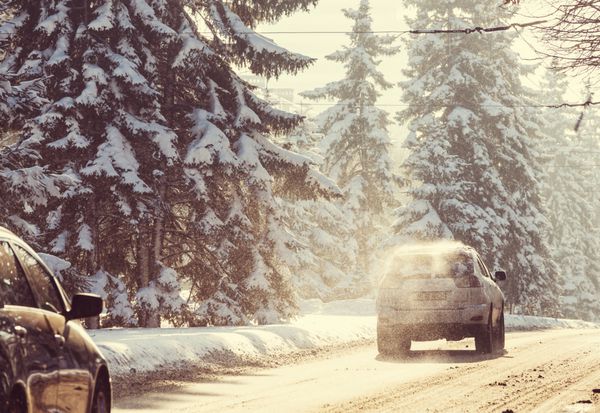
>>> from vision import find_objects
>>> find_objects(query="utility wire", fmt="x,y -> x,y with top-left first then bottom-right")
408,19 -> 547,35
269,101 -> 600,109
2,24 -> 543,36
187,19 -> 548,36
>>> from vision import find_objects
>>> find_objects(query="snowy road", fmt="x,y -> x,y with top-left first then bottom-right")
114,329 -> 600,413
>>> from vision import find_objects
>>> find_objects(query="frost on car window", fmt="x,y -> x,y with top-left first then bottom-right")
450,253 -> 474,277
399,255 -> 432,276
387,251 -> 474,279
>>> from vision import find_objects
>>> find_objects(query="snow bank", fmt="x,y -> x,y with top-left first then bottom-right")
505,314 -> 599,331
90,299 -> 599,378
89,313 -> 374,377
299,298 -> 377,316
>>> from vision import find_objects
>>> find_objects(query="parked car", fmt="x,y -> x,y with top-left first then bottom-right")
0,226 -> 111,413
376,243 -> 506,356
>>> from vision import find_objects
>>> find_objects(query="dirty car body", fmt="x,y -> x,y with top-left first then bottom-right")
0,226 -> 111,413
376,244 -> 506,355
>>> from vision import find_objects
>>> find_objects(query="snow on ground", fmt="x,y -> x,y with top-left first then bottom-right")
505,313 -> 599,331
90,298 -> 599,379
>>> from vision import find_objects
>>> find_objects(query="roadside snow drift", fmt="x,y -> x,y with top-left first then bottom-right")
89,299 -> 599,378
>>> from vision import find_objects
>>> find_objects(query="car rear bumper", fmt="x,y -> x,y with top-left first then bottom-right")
377,303 -> 490,327
377,304 -> 490,341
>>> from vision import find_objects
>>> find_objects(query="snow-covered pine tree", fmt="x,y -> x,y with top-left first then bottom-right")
0,67 -> 54,232
0,11 -> 58,235
174,1 -> 339,325
301,0 -> 399,293
0,0 -> 184,327
394,0 -> 560,315
575,111 -> 600,321
546,96 -> 600,321
273,117 -> 358,300
0,76 -> 46,135
0,0 -> 332,326
537,69 -> 591,320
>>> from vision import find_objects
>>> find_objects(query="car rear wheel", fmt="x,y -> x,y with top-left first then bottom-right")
377,322 -> 395,356
475,309 -> 494,354
496,310 -> 505,351
92,378 -> 111,413
396,335 -> 411,356
377,322 -> 410,357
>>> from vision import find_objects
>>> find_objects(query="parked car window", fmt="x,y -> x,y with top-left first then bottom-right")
13,244 -> 64,313
0,241 -> 36,307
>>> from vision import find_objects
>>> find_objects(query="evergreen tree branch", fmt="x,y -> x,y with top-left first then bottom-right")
409,19 -> 547,35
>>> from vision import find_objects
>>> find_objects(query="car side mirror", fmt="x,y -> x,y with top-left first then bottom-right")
67,293 -> 103,321
494,271 -> 507,281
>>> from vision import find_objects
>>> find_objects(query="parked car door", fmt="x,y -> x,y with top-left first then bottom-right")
12,244 -> 93,413
0,240 -> 61,411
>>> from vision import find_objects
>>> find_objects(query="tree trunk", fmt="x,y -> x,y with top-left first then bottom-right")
144,311 -> 160,328
87,196 -> 101,329
153,180 -> 166,268
85,317 -> 99,329
137,227 -> 160,327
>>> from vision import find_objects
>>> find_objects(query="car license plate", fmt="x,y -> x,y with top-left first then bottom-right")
416,291 -> 447,301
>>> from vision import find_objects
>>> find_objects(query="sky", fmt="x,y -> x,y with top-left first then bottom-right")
255,0 -> 411,150
256,0 -> 409,100
256,0 -> 558,92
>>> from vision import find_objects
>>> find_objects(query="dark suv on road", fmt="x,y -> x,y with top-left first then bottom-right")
0,226 -> 111,413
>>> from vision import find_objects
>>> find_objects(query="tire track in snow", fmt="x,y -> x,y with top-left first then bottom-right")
320,330 -> 600,413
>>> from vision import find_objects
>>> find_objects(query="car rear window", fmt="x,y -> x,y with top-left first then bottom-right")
386,251 -> 475,280
0,241 -> 36,307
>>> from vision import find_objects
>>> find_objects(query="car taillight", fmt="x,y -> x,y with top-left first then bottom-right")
454,275 -> 482,288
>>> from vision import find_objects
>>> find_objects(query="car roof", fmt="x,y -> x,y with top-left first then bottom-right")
0,225 -> 56,274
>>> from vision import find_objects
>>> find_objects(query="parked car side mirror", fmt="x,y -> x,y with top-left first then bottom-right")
494,271 -> 507,281
66,293 -> 103,321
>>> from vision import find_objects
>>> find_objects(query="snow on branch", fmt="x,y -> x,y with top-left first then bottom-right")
225,1 -> 318,25
205,1 -> 315,77
252,133 -> 341,198
243,86 -> 301,132
88,1 -> 115,32
409,19 -> 547,35
0,75 -> 47,128
541,99 -> 600,109
130,0 -> 177,39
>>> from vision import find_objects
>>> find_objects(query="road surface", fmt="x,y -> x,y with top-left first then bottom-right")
114,329 -> 600,413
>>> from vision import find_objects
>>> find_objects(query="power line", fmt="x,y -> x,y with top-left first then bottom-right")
1,24 -> 540,37
0,23 -> 544,48
548,165 -> 600,169
234,30 -> 409,35
191,19 -> 546,36
409,19 -> 547,35
270,101 -> 600,109
548,150 -> 600,155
